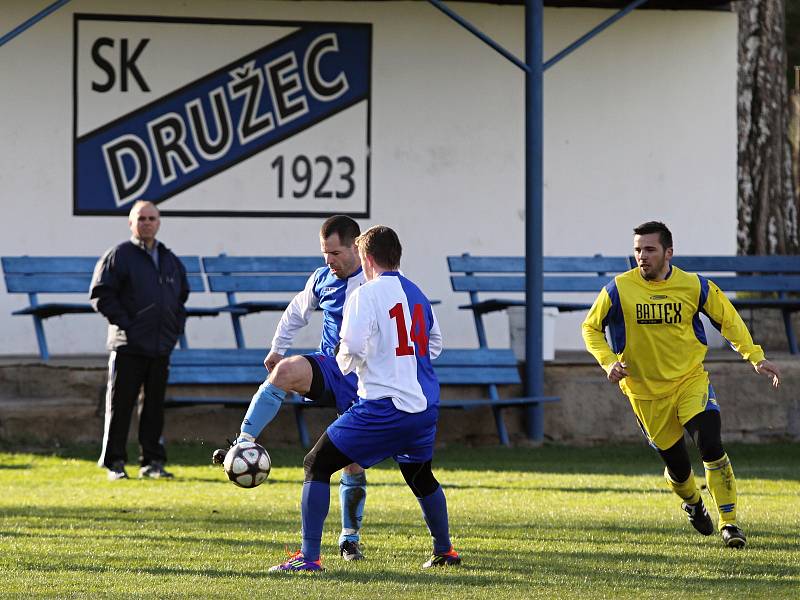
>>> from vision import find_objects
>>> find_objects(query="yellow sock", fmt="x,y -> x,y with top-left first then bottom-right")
703,453 -> 737,529
664,467 -> 701,505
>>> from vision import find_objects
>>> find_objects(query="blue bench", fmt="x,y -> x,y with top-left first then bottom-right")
1,255 -> 217,360
449,253 -> 800,355
203,254 -> 441,348
202,255 -> 324,348
669,255 -> 800,354
448,253 -> 630,348
166,347 -> 558,447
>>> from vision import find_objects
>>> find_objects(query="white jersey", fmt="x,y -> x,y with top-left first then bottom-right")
336,271 -> 442,413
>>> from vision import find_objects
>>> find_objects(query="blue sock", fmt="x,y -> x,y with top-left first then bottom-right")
240,380 -> 286,439
338,471 -> 367,545
417,485 -> 452,554
301,481 -> 330,561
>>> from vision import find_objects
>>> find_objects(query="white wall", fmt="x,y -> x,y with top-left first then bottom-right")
0,1 -> 738,355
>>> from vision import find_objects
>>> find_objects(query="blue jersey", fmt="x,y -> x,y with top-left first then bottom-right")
271,266 -> 365,356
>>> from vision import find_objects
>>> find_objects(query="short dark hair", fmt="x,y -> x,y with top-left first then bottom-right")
356,225 -> 402,270
633,221 -> 673,250
320,215 -> 360,246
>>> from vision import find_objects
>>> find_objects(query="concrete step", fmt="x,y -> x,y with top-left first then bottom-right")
0,354 -> 797,446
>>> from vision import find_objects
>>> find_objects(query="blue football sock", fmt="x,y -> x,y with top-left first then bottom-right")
417,485 -> 452,554
301,481 -> 331,561
338,471 -> 367,545
239,380 -> 286,439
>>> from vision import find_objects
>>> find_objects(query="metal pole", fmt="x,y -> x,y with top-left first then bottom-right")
525,0 -> 545,442
427,0 -> 530,73
543,0 -> 649,71
0,0 -> 72,48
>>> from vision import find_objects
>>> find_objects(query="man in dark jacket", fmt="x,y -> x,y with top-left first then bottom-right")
90,200 -> 189,481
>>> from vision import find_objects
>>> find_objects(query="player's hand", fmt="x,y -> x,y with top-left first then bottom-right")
607,361 -> 628,383
754,359 -> 781,388
264,351 -> 284,372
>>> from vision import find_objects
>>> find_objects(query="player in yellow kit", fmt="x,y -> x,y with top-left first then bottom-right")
582,221 -> 781,548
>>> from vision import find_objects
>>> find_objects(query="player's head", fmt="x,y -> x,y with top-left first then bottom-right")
320,215 -> 361,279
633,221 -> 673,281
355,225 -> 402,281
128,200 -> 160,244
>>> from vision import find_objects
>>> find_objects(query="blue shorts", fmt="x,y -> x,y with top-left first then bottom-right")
304,353 -> 358,414
327,397 -> 439,468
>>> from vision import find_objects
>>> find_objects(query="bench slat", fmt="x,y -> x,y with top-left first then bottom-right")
671,256 -> 800,272
207,274 -> 311,293
451,275 -> 611,293
167,364 -> 523,387
704,275 -> 800,292
448,255 -> 629,274
203,256 -> 324,273
441,396 -> 560,408
169,347 -> 519,367
5,272 -> 204,294
2,255 -> 202,273
5,274 -> 93,293
2,256 -> 99,273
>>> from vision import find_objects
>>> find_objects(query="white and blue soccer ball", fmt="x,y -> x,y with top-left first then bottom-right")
223,441 -> 271,488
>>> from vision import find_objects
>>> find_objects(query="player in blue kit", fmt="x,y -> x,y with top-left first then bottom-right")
270,225 -> 460,573
213,215 -> 368,561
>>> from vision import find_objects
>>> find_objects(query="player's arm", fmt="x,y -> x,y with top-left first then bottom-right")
266,273 -> 320,370
702,278 -> 780,387
336,288 -> 374,375
581,289 -> 625,381
429,308 -> 443,359
701,278 -> 765,364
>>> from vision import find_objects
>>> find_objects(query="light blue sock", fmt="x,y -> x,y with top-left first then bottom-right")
301,481 -> 330,562
417,485 -> 452,554
338,471 -> 367,545
239,380 -> 286,439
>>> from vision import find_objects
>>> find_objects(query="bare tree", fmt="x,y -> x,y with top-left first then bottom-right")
737,0 -> 800,254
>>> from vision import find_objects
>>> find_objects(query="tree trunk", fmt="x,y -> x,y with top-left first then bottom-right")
737,0 -> 800,255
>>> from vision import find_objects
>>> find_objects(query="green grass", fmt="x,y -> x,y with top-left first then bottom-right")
1,443 -> 798,598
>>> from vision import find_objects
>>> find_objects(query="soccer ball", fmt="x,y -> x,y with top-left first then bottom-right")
223,441 -> 271,488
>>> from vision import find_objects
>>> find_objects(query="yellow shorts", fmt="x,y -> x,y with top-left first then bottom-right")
627,372 -> 719,451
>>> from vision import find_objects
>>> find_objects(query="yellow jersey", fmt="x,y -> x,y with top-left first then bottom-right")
581,265 -> 765,399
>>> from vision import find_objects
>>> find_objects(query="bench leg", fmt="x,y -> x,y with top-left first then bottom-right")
488,384 -> 510,446
293,403 -> 311,449
33,316 -> 49,361
230,314 -> 246,349
783,309 -> 799,355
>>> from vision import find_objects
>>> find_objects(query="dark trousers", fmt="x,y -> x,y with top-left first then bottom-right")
99,351 -> 170,469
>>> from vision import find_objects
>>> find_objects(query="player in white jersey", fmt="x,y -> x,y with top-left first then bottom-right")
212,216 -> 369,561
270,226 -> 460,573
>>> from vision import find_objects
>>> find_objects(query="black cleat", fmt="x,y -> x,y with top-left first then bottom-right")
681,499 -> 714,536
211,438 -> 235,465
339,540 -> 364,561
107,461 -> 129,481
721,525 -> 747,549
422,547 -> 461,568
139,461 -> 174,479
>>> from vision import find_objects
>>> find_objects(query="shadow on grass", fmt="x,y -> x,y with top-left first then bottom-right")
5,442 -> 800,481
0,464 -> 31,470
10,532 -> 800,594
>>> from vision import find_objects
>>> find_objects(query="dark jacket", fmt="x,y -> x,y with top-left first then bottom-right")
90,240 -> 189,357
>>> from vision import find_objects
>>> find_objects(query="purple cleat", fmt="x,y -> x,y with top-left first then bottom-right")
269,550 -> 324,573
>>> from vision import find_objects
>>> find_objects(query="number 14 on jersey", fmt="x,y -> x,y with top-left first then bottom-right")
389,303 -> 428,357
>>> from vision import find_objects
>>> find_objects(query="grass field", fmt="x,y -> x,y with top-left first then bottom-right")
1,442 -> 798,599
